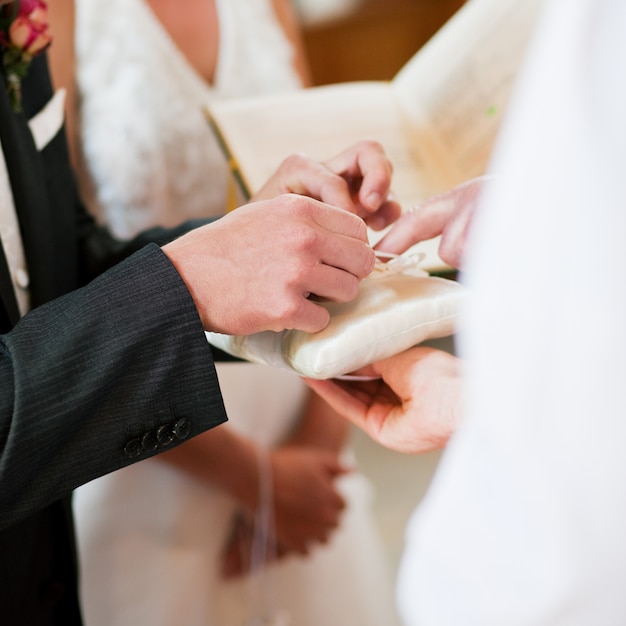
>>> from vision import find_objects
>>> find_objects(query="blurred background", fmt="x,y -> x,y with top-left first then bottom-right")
297,0 -> 465,85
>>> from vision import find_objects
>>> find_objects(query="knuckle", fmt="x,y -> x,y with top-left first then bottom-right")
279,152 -> 310,172
282,191 -> 306,210
272,296 -> 303,328
291,222 -> 321,253
321,175 -> 349,197
359,138 -> 383,153
283,194 -> 318,224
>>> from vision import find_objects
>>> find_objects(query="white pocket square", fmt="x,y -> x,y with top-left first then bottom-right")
28,88 -> 66,151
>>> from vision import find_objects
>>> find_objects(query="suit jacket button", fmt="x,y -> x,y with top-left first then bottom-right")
173,417 -> 191,440
123,438 -> 143,458
142,431 -> 158,451
156,424 -> 174,446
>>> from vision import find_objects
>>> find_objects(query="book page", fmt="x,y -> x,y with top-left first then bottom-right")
207,81 -> 449,210
392,0 -> 545,185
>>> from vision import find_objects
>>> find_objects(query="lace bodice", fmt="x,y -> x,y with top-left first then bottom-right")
74,0 -> 302,238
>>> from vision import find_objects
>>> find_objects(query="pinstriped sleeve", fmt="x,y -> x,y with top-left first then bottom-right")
0,244 -> 227,529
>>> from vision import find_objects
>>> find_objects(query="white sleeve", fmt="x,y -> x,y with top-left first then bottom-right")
398,0 -> 626,624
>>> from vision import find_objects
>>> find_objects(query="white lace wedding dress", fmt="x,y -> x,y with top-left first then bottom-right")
71,1 -> 400,625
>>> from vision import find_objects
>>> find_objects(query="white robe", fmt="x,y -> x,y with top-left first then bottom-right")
398,0 -> 626,623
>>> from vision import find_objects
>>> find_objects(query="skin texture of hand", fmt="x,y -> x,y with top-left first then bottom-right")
220,445 -> 350,578
374,175 -> 489,269
162,194 -> 375,335
252,141 -> 402,231
305,347 -> 462,454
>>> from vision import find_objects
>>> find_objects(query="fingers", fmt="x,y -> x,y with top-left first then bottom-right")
267,202 -> 375,332
305,270 -> 359,307
306,347 -> 461,454
286,299 -> 332,334
438,194 -> 475,268
298,199 -> 375,301
323,140 -> 392,209
253,141 -> 401,229
375,175 -> 487,264
374,347 -> 461,451
163,195 -> 375,335
307,196 -> 369,243
274,153 -> 354,207
249,198 -> 375,330
269,447 -> 348,552
253,153 -> 359,214
324,140 -> 401,228
435,176 -> 486,267
365,197 -> 402,231
374,197 -> 452,255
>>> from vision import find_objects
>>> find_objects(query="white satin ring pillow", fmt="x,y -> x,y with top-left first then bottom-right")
206,254 -> 465,379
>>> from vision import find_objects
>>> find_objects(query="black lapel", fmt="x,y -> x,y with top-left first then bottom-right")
0,54 -> 59,309
0,77 -> 22,327
0,247 -> 19,330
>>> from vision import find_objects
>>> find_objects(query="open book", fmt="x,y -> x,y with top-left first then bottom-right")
206,0 -> 545,271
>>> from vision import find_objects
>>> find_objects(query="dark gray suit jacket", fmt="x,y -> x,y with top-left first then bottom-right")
0,56 -> 228,624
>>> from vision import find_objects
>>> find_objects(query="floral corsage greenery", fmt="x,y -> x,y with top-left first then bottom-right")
0,0 -> 52,111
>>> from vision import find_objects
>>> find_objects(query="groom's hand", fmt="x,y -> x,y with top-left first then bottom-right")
163,194 -> 375,335
164,141 -> 405,336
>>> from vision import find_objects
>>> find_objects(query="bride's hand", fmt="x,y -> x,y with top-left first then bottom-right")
220,512 -> 293,579
268,446 -> 350,553
251,140 -> 401,231
219,445 -> 350,578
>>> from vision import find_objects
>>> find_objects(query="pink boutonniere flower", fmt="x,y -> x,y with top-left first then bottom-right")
0,0 -> 52,111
